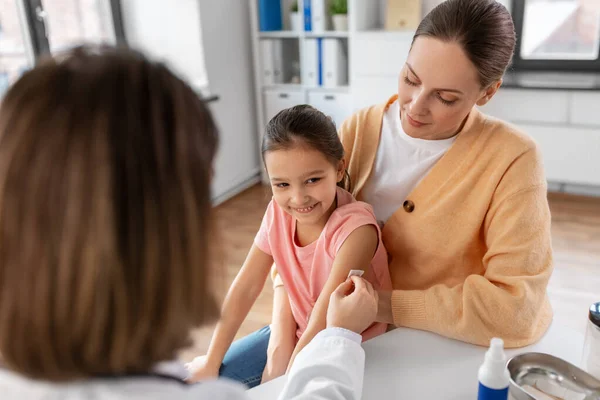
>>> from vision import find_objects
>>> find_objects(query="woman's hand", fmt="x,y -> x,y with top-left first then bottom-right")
185,355 -> 220,383
327,276 -> 379,334
262,328 -> 296,383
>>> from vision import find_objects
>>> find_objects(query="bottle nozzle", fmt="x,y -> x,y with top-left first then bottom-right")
486,337 -> 506,363
478,337 -> 510,396
491,338 -> 504,351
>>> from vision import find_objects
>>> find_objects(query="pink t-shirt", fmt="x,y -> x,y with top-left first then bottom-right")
254,187 -> 392,341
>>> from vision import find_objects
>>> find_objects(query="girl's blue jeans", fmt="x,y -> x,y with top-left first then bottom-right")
218,325 -> 271,388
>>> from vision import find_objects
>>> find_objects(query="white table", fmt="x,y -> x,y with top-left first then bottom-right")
247,322 -> 584,399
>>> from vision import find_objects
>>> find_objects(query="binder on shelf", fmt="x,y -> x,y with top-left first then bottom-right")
271,40 -> 284,84
310,0 -> 328,32
261,40 -> 284,85
258,0 -> 282,31
322,38 -> 347,88
303,38 -> 319,87
317,38 -> 323,86
260,40 -> 274,85
303,0 -> 312,31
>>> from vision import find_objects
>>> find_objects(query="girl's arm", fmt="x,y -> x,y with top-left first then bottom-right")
286,224 -> 378,372
200,244 -> 274,375
261,284 -> 297,383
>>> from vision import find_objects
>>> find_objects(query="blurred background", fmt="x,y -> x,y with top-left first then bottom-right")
0,0 -> 598,359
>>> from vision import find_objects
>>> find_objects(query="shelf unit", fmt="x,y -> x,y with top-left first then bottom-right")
258,31 -> 303,39
248,0 -> 600,191
249,0 -> 420,182
304,31 -> 349,38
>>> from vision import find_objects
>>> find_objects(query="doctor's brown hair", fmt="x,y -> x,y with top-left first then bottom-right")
0,46 -> 219,380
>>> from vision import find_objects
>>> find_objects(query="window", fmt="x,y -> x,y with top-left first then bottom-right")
512,0 -> 600,71
0,0 -> 31,94
41,0 -> 124,53
0,0 -> 125,98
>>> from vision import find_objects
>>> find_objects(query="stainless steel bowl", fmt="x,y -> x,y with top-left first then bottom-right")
508,352 -> 600,400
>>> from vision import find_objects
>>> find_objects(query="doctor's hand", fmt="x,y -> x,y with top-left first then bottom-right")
327,276 -> 378,334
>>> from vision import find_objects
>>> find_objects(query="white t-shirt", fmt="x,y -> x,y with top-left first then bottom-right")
361,100 -> 457,224
0,328 -> 364,400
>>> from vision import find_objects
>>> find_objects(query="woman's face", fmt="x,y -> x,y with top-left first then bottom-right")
397,37 -> 499,140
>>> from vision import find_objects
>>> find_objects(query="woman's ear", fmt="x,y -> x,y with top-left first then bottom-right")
476,79 -> 502,106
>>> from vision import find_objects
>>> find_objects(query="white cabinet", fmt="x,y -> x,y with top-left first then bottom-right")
350,32 -> 410,112
263,89 -> 306,124
352,76 -> 397,110
481,89 -> 570,124
308,91 -> 352,128
570,92 -> 600,126
523,124 -> 600,186
263,89 -> 352,133
479,88 -> 600,187
351,33 -> 412,77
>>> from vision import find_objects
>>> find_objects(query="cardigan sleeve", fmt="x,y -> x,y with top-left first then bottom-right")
390,146 -> 554,348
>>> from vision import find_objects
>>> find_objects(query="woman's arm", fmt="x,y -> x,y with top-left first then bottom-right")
286,225 -> 378,371
194,244 -> 274,378
382,149 -> 553,348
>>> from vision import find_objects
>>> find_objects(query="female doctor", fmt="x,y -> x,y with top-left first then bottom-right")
0,46 -> 376,400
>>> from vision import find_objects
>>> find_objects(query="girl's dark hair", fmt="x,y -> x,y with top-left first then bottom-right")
262,105 -> 350,191
413,0 -> 516,88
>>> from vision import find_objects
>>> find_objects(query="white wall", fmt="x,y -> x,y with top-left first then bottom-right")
120,0 -> 260,204
197,0 -> 261,203
120,0 -> 209,87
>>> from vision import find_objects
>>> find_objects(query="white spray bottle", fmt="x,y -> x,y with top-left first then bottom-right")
477,337 -> 510,400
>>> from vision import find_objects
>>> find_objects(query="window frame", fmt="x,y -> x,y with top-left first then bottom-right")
511,0 -> 600,72
20,0 -> 127,61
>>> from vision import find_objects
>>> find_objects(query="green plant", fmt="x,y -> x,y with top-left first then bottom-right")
330,0 -> 347,15
291,0 -> 299,13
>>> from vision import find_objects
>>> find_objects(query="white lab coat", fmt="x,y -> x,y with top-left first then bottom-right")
0,328 -> 365,400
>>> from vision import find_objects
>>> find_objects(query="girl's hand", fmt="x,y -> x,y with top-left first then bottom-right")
185,355 -> 220,383
262,329 -> 295,383
327,276 -> 379,334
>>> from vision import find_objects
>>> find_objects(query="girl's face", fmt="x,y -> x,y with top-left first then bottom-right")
264,144 -> 344,227
397,37 -> 500,140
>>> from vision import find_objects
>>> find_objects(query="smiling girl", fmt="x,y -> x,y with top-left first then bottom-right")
187,105 -> 392,387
